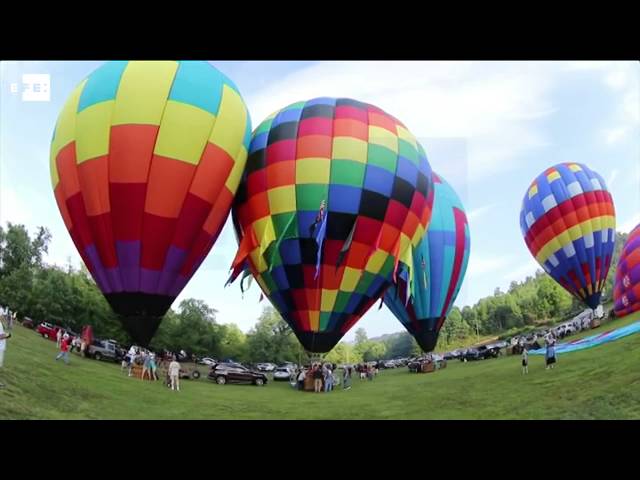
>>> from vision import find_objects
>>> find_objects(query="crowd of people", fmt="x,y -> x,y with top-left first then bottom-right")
290,361 -> 382,393
123,348 -> 185,392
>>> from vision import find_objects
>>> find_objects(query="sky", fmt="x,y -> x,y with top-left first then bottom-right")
1,60 -> 638,341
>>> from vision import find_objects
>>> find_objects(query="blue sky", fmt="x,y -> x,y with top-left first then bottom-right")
1,61 -> 638,340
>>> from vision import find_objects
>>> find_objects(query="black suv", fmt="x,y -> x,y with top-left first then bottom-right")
207,363 -> 268,386
462,345 -> 501,361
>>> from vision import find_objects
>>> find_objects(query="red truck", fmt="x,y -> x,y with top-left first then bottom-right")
36,322 -> 78,343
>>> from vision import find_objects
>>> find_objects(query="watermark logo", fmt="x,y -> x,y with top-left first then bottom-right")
9,74 -> 51,102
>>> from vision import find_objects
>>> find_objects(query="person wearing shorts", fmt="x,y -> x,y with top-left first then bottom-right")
521,348 -> 528,375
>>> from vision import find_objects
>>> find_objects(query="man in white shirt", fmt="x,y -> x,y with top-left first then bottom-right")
0,317 -> 12,388
169,356 -> 181,391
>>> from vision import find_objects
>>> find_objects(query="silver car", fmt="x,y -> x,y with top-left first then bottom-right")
273,367 -> 293,381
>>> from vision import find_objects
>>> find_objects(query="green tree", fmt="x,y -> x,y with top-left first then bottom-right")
245,306 -> 299,364
354,327 -> 368,345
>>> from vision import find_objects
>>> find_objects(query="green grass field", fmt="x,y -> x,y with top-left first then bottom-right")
1,312 -> 639,419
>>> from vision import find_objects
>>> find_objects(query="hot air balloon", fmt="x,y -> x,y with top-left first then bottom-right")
520,163 -> 616,310
229,98 -> 434,353
50,61 -> 251,345
613,224 -> 640,317
384,172 -> 470,352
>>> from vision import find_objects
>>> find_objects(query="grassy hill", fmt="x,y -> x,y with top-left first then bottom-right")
1,311 -> 639,419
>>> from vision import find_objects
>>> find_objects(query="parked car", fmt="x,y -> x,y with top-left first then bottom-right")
273,367 -> 293,381
444,350 -> 462,361
87,339 -> 123,362
158,360 -> 203,380
198,357 -> 217,366
36,322 -> 59,340
21,317 -> 35,329
257,362 -> 277,372
208,363 -> 268,386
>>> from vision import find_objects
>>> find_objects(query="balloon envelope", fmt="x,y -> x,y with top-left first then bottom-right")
613,224 -> 640,317
519,163 -> 616,309
231,97 -> 434,352
384,172 -> 470,352
50,61 -> 251,344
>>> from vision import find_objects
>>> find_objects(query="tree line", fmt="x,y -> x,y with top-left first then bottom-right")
0,222 -> 628,364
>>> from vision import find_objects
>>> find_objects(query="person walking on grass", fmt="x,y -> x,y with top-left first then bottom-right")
169,356 -> 181,391
56,328 -> 63,348
0,316 -> 12,389
149,352 -> 158,381
521,347 -> 529,375
55,336 -> 71,365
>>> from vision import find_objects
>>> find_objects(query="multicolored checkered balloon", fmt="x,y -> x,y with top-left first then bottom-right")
230,97 -> 434,352
520,163 -> 616,309
50,61 -> 251,344
613,224 -> 640,317
384,172 -> 470,352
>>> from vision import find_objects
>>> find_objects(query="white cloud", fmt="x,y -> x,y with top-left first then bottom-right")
604,127 -> 628,145
0,184 -> 32,226
605,70 -> 630,90
563,61 -> 616,71
619,213 -> 640,234
607,168 -> 620,188
467,203 -> 497,223
623,89 -> 639,124
467,255 -> 513,278
245,61 -> 557,182
502,258 -> 541,283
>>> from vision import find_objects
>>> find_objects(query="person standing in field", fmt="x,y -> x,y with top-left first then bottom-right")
324,365 -> 333,392
141,351 -> 151,380
56,328 -> 63,348
297,368 -> 306,391
313,364 -> 323,393
169,356 -> 181,391
0,316 -> 12,388
545,343 -> 557,370
127,346 -> 137,377
521,347 -> 529,375
343,366 -> 352,390
149,352 -> 158,381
